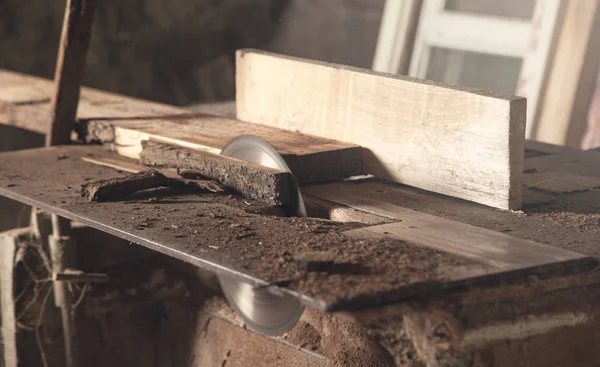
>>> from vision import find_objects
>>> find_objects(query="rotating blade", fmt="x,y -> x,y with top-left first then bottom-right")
221,134 -> 306,217
218,135 -> 306,335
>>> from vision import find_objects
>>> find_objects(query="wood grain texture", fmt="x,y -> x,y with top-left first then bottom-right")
344,219 -> 584,272
0,70 -> 363,185
46,0 -> 98,146
303,182 -> 585,271
236,49 -> 526,210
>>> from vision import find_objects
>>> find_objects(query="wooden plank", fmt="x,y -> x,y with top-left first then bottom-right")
46,0 -> 98,146
81,156 -> 227,197
303,182 -> 586,271
344,219 -> 585,272
302,176 -> 600,259
0,70 -> 363,185
534,0 -> 600,147
139,141 -> 295,206
236,49 -> 526,210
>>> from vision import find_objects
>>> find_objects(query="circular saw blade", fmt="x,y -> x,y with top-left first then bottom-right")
218,277 -> 305,336
220,134 -> 306,217
218,134 -> 306,335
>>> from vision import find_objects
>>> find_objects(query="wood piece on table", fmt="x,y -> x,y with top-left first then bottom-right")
81,156 -> 226,195
140,140 -> 295,206
81,169 -> 169,202
0,70 -> 363,184
305,181 -> 589,273
344,218 -> 585,273
236,49 -> 526,211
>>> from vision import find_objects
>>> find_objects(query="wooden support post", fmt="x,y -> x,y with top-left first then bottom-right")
46,0 -> 97,146
49,216 -> 79,367
45,1 -> 97,366
0,229 -> 26,367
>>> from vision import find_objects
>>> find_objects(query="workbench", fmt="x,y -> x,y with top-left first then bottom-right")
2,64 -> 600,366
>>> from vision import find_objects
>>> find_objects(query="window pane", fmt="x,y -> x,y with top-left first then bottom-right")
444,0 -> 535,20
425,48 -> 522,96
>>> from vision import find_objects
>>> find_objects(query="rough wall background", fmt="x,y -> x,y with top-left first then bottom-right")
0,0 -> 383,106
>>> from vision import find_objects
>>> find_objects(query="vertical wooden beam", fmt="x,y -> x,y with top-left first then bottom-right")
46,0 -> 97,146
46,1 -> 97,366
48,216 -> 79,367
0,229 -> 27,367
534,0 -> 600,147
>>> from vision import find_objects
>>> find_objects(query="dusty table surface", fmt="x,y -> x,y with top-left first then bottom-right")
303,142 -> 600,259
1,145 -> 594,313
0,145 -> 481,311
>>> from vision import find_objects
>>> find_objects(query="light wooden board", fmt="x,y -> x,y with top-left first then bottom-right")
236,49 -> 526,210
0,70 -> 362,185
303,182 -> 586,271
345,220 -> 584,272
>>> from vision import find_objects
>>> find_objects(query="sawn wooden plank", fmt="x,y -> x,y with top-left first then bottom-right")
236,49 -> 526,210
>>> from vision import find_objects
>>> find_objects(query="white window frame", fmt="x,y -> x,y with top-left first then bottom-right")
373,0 -> 564,139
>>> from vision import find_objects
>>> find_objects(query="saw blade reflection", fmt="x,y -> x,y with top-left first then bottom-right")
218,276 -> 305,335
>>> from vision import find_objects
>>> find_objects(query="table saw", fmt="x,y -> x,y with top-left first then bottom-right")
1,50 -> 600,366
